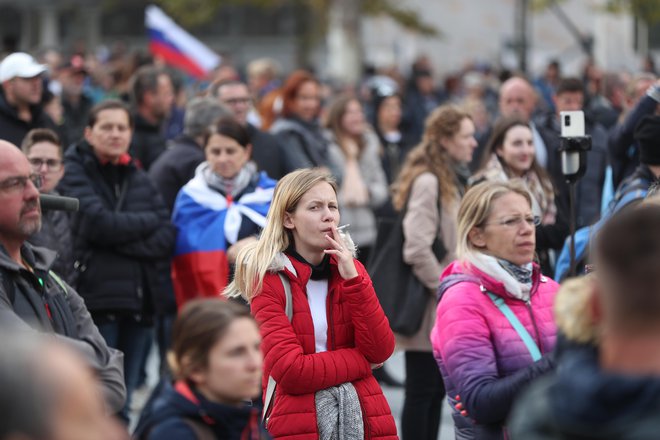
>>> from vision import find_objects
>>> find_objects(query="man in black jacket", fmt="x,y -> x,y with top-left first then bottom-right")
0,139 -> 125,414
58,100 -> 176,419
0,52 -> 57,146
209,79 -> 287,179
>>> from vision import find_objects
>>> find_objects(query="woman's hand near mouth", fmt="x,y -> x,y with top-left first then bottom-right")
324,225 -> 358,280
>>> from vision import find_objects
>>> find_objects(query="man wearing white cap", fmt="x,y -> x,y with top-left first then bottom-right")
0,52 -> 57,146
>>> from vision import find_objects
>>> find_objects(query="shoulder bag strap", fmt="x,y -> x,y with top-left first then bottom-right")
262,273 -> 293,423
486,292 -> 542,361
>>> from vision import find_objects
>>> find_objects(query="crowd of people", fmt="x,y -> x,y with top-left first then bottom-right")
0,44 -> 660,440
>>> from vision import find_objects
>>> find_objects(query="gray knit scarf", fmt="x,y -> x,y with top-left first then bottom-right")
315,383 -> 364,440
201,161 -> 256,198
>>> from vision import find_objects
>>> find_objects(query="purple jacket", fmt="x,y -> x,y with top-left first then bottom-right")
431,260 -> 558,440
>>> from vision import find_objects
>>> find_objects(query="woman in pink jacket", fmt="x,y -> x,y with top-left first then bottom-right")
430,180 -> 559,440
225,168 -> 397,439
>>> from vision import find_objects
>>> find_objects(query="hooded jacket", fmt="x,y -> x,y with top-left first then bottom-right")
509,346 -> 660,440
250,253 -> 398,439
431,260 -> 559,440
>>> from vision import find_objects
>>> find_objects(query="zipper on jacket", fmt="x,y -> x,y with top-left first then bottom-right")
525,300 -> 543,353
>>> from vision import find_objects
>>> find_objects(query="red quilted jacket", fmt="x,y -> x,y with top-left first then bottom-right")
251,253 -> 398,439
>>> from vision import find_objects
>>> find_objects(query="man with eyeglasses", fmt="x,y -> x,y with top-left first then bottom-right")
208,79 -> 287,179
0,52 -> 58,147
20,128 -> 75,285
0,139 -> 126,414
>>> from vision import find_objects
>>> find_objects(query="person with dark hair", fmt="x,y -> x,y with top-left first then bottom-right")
128,65 -> 175,170
402,67 -> 446,146
471,116 -> 558,273
269,70 -> 340,176
149,97 -> 232,213
57,99 -> 176,419
509,203 -> 660,440
209,79 -> 287,180
21,128 -> 75,284
471,76 -> 553,173
370,84 -> 415,186
134,299 -> 269,440
171,116 -> 276,308
534,77 -> 608,255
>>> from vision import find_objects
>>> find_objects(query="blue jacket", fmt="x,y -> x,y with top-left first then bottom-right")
134,381 -> 270,440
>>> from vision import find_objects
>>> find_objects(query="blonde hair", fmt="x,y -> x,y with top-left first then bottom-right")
224,168 -> 338,302
554,275 -> 599,344
456,180 -> 532,259
392,104 -> 471,210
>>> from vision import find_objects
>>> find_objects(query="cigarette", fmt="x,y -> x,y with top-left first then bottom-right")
336,224 -> 350,231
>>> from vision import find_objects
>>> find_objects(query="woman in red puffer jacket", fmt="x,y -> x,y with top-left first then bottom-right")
225,168 -> 398,440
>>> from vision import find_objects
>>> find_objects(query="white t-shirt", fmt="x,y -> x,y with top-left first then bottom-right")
306,278 -> 329,353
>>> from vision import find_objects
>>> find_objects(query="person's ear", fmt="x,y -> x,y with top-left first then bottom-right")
468,227 -> 487,249
283,212 -> 294,230
245,143 -> 253,159
83,126 -> 93,144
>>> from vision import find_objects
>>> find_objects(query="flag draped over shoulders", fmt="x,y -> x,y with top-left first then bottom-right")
171,167 -> 275,307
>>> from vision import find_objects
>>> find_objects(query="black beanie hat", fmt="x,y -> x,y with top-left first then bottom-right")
634,115 -> 660,166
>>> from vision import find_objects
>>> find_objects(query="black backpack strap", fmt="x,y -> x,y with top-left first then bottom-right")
182,418 -> 215,440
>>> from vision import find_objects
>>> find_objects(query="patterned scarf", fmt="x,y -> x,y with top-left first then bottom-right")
497,258 -> 533,289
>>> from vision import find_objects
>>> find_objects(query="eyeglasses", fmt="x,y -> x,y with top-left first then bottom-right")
482,215 -> 541,228
223,97 -> 252,106
28,158 -> 63,171
0,174 -> 42,193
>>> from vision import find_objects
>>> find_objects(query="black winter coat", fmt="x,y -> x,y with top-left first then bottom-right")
148,134 -> 205,213
130,113 -> 167,171
57,141 -> 176,316
0,89 -> 57,147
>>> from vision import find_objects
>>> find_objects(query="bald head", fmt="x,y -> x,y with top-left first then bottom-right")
499,77 -> 537,122
0,139 -> 21,158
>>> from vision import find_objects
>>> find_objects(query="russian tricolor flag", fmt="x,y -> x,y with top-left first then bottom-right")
145,5 -> 221,79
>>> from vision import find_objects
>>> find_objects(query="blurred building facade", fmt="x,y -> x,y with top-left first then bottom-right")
0,0 -> 653,80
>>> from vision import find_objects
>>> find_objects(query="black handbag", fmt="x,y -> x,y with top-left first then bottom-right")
367,196 -> 447,336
